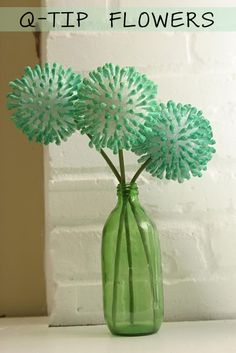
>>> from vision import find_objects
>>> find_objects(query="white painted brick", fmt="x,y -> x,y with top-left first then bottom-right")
46,32 -> 188,73
46,0 -> 107,7
49,184 -> 116,227
139,170 -> 236,216
46,0 -> 236,7
193,33 -> 236,73
49,283 -> 103,326
49,175 -> 116,191
49,284 -> 80,326
154,73 -> 236,109
76,283 -> 103,325
158,222 -> 208,280
164,277 -> 236,321
107,0 -> 119,9
207,217 -> 236,274
118,0 -> 236,7
49,132 -> 138,171
49,133 -> 106,170
50,227 -> 102,282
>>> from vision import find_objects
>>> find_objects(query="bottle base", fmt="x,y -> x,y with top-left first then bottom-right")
108,322 -> 162,336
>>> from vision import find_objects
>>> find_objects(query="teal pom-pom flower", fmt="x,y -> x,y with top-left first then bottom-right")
7,63 -> 82,145
75,63 -> 158,154
133,101 -> 216,182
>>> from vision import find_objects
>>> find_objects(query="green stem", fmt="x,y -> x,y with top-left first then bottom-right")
118,150 -> 126,184
112,149 -> 131,327
124,206 -> 134,324
131,157 -> 152,184
112,198 -> 127,327
87,134 -> 121,182
100,149 -> 121,182
129,198 -> 156,324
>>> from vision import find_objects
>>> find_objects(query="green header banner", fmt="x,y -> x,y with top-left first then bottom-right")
0,7 -> 236,32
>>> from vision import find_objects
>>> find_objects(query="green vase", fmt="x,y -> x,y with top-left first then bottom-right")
101,183 -> 164,336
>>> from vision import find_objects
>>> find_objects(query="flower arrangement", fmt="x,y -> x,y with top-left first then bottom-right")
7,62 -> 215,336
7,62 -> 215,184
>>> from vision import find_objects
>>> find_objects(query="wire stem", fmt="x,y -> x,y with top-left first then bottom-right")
112,198 -> 127,327
100,149 -> 121,182
118,150 -> 126,184
87,134 -> 121,182
124,205 -> 134,324
129,198 -> 157,325
112,150 -> 131,327
130,157 -> 152,184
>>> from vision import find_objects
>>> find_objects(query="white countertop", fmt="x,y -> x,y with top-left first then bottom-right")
0,317 -> 236,353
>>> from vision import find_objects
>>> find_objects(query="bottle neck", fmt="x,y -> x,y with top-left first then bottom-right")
117,183 -> 140,204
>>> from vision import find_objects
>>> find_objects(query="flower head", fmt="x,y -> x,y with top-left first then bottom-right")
7,63 -> 82,145
133,101 -> 216,182
76,63 -> 158,154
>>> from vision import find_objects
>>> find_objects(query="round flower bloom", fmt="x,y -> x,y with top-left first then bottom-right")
7,63 -> 82,145
75,63 -> 158,154
133,101 -> 216,182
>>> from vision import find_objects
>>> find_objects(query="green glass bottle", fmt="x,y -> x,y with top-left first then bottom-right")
102,183 -> 164,336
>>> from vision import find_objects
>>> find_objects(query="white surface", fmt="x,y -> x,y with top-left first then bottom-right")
0,317 -> 236,353
44,0 -> 236,325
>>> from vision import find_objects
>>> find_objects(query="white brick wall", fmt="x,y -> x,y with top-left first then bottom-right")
44,0 -> 236,325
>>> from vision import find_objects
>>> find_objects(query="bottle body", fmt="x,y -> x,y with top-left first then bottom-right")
101,183 -> 164,336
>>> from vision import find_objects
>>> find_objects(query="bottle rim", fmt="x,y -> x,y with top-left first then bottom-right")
117,182 -> 138,194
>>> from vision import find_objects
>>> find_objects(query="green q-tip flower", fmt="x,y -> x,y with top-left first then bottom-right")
7,63 -> 82,145
133,101 -> 216,183
76,63 -> 158,154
